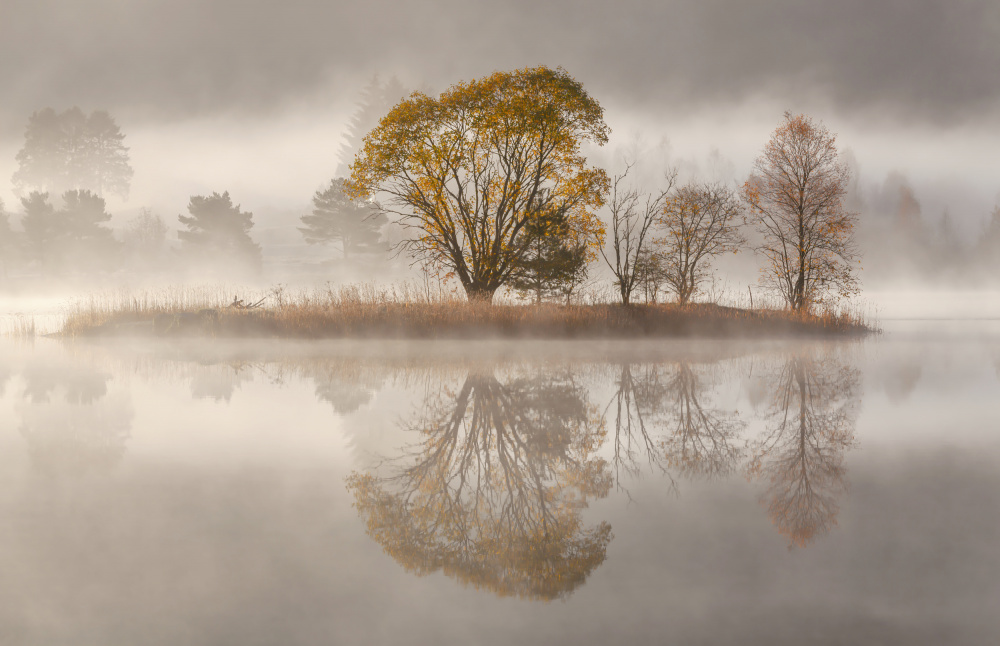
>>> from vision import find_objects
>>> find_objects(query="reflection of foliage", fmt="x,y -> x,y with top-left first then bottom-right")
19,395 -> 133,476
305,360 -> 386,415
661,363 -> 745,479
17,362 -> 132,477
748,354 -> 859,548
347,370 -> 612,600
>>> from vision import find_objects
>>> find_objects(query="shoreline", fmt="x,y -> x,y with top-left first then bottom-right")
60,302 -> 875,340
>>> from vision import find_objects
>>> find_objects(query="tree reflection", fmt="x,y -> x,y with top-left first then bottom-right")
347,369 -> 612,600
17,361 -> 132,476
661,362 -> 745,480
748,353 -> 859,548
606,363 -> 673,492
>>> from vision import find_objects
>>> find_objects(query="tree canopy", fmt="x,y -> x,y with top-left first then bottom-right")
13,107 -> 133,200
742,113 -> 859,310
178,192 -> 262,270
298,178 -> 386,257
347,66 -> 609,302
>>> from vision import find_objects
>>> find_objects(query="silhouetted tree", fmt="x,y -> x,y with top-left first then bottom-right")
347,369 -> 612,600
19,192 -> 57,267
178,192 -> 262,271
19,189 -> 116,272
743,113 -> 859,310
12,107 -> 133,199
298,178 -> 386,258
510,206 -> 589,304
600,162 -> 675,304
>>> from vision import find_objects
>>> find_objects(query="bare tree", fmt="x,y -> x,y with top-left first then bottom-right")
742,112 -> 859,311
659,182 -> 745,305
600,163 -> 675,304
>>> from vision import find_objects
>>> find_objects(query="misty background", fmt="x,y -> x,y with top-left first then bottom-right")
1,0 -> 999,315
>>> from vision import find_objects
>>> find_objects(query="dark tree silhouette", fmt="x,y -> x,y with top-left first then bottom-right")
298,178 -> 386,258
12,107 -> 133,199
19,189 -> 116,272
347,369 -> 612,600
748,352 -> 860,548
600,163 -> 675,305
178,191 -> 262,270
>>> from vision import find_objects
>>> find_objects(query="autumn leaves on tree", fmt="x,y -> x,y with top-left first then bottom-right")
346,67 -> 860,311
347,66 -> 609,303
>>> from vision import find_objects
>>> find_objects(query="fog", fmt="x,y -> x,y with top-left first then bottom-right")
1,0 -> 999,318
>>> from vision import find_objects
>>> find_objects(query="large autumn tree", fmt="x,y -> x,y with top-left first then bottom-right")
347,369 -> 612,600
742,113 -> 859,311
347,66 -> 609,302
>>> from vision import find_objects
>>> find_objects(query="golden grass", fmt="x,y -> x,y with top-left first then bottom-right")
59,283 -> 874,339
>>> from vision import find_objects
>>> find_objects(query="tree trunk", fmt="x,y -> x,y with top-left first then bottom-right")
464,282 -> 496,304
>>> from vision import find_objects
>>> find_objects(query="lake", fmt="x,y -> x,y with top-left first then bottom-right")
1,322 -> 998,644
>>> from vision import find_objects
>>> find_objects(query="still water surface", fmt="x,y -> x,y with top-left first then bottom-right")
1,322 -> 998,644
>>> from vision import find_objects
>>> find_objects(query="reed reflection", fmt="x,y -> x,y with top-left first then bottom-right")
347,369 -> 612,600
748,352 -> 860,548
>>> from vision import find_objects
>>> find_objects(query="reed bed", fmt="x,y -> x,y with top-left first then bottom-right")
59,283 -> 874,339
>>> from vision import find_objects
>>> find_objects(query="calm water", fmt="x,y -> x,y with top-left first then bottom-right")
0,323 -> 998,645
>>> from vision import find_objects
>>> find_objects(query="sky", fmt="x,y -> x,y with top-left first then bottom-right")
1,0 -> 999,232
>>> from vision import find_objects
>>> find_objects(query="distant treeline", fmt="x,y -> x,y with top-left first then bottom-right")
2,73 -> 998,304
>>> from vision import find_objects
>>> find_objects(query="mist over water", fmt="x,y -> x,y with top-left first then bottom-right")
0,322 -> 997,644
2,2 -> 1000,643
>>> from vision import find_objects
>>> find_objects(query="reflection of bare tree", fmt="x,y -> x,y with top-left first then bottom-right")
606,361 -> 743,491
661,363 -> 745,479
347,370 -> 612,601
749,353 -> 859,548
605,364 -> 673,492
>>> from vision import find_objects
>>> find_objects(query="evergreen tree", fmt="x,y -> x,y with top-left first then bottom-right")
510,209 -> 589,304
299,178 -> 386,258
19,192 -> 58,267
178,192 -> 262,270
13,107 -> 133,199
0,199 -> 16,277
336,76 -> 410,176
19,190 -> 115,272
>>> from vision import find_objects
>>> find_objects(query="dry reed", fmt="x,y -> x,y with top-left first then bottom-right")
59,283 -> 874,339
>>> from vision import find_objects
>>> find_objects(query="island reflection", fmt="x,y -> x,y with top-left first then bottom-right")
347,346 -> 862,598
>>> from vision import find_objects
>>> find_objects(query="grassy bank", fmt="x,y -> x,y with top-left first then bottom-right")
58,285 -> 874,339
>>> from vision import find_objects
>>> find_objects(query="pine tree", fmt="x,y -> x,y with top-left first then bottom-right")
336,76 -> 410,177
299,178 -> 386,258
510,209 -> 589,304
178,192 -> 262,270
